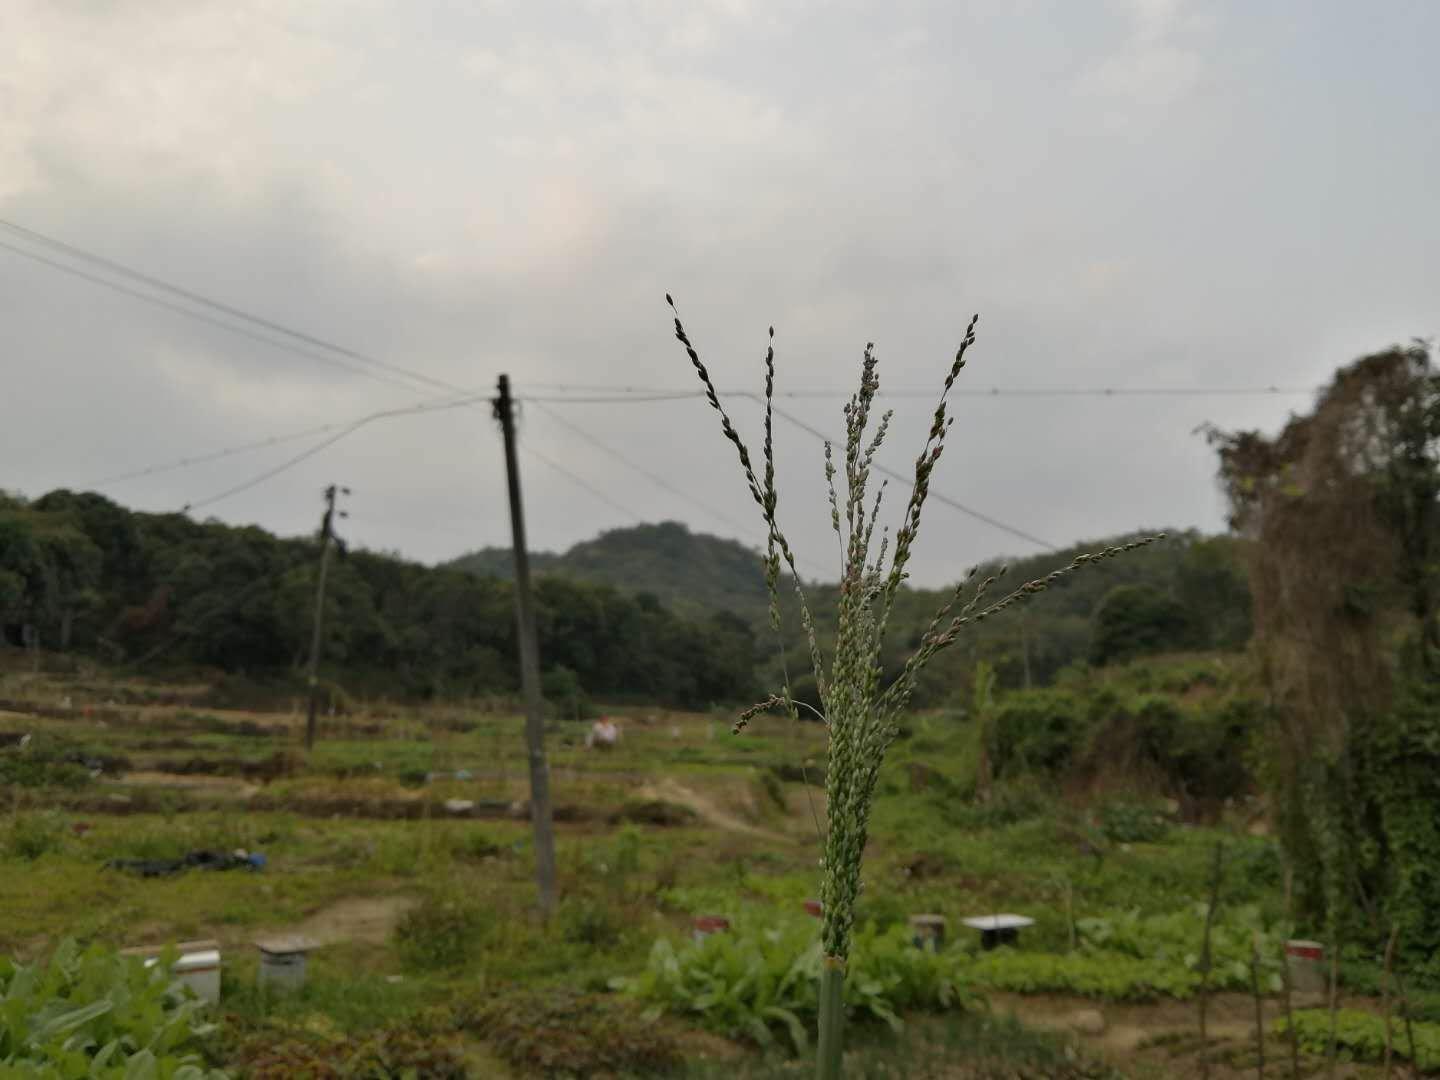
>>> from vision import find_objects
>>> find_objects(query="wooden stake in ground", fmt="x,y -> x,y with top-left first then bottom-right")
1393,967 -> 1421,1080
1063,875 -> 1076,953
1382,923 -> 1400,1079
305,483 -> 348,751
493,374 -> 558,919
1326,925 -> 1340,1079
1198,841 -> 1224,1080
1250,930 -> 1266,1079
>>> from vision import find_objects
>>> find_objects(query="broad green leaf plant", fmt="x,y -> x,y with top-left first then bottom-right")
667,297 -> 1160,1077
0,939 -> 227,1079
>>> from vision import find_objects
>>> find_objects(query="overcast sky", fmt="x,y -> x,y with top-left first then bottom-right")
2,0 -> 1436,587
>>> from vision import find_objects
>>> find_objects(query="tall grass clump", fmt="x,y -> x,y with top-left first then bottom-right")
667,296 -> 1159,1077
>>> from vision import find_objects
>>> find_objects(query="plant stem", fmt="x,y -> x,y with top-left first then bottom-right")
1382,923 -> 1399,1079
817,957 -> 845,1080
1199,841 -> 1224,1080
1393,967 -> 1420,1080
1326,925 -> 1339,1079
1251,930 -> 1265,1079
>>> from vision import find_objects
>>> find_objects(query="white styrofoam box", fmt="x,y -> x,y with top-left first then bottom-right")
137,948 -> 222,1004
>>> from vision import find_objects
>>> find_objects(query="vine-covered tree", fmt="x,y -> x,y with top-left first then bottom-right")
1207,340 -> 1440,952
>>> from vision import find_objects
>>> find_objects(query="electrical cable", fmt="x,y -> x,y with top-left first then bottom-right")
0,220 -> 469,394
518,441 -> 645,524
525,383 -> 1320,401
747,396 -> 1059,552
177,394 -> 489,514
527,399 -> 833,578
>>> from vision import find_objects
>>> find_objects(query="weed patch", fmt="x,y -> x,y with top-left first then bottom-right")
460,987 -> 685,1078
392,894 -> 496,972
1276,1007 -> 1440,1072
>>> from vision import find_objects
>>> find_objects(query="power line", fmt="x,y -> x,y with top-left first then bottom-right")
748,396 -> 1059,552
527,399 -> 833,579
0,218 -> 1320,405
85,391 -> 474,489
528,399 -> 760,537
0,237 -> 429,394
526,383 -> 1321,401
178,394 -> 489,514
0,222 -> 1317,406
0,219 -> 469,395
518,440 -> 646,524
86,422 -> 343,488
522,391 -> 702,404
531,390 -> 1058,551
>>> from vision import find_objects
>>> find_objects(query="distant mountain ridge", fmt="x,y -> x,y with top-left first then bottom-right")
444,521 -> 775,620
446,520 -> 1254,695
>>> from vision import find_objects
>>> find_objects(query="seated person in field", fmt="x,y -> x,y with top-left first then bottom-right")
585,717 -> 620,750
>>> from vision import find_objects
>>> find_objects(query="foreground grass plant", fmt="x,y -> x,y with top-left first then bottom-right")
0,939 -> 227,1078
668,297 -> 1159,1077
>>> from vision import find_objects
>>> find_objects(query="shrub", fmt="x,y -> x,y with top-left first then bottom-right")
559,897 -> 626,948
756,768 -> 788,813
237,1028 -> 468,1079
1276,1008 -> 1440,1072
0,939 -> 226,1077
1097,799 -> 1169,844
991,689 -> 1086,776
610,800 -> 698,826
937,783 -> 1052,830
392,895 -> 494,972
452,829 -> 504,862
1090,583 -> 1194,666
461,988 -> 684,1078
0,735 -> 94,789
4,812 -> 66,860
609,824 -> 643,879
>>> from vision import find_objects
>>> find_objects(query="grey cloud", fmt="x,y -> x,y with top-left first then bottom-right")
2,0 -> 1436,586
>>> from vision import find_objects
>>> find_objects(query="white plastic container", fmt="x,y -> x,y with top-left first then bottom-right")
122,940 -> 222,1005
169,949 -> 221,1004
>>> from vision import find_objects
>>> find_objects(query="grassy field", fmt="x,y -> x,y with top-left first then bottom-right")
1,665 -> 1430,1078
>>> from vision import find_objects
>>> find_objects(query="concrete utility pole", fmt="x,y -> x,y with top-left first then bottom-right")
493,375 -> 558,918
305,483 -> 348,751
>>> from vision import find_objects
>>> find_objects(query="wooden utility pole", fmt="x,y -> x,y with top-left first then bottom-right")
493,375 -> 558,918
305,483 -> 348,751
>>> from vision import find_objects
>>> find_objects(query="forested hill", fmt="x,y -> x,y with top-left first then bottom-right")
788,528 -> 1254,695
447,521 -> 775,620
0,487 -> 1254,708
451,519 -> 1255,694
0,490 -> 758,708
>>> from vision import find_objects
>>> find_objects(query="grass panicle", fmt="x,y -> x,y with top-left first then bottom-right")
667,297 -> 1153,1077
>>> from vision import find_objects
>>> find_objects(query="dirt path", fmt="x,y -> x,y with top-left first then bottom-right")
988,991 -> 1394,1077
116,771 -> 260,798
264,894 -> 420,947
637,777 -> 789,845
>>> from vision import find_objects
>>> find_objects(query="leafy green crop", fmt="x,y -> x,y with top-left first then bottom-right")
0,940 -> 227,1078
965,950 -> 1200,1001
1276,1008 -> 1440,1072
964,903 -> 1286,1002
616,919 -> 977,1053
1097,799 -> 1169,844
